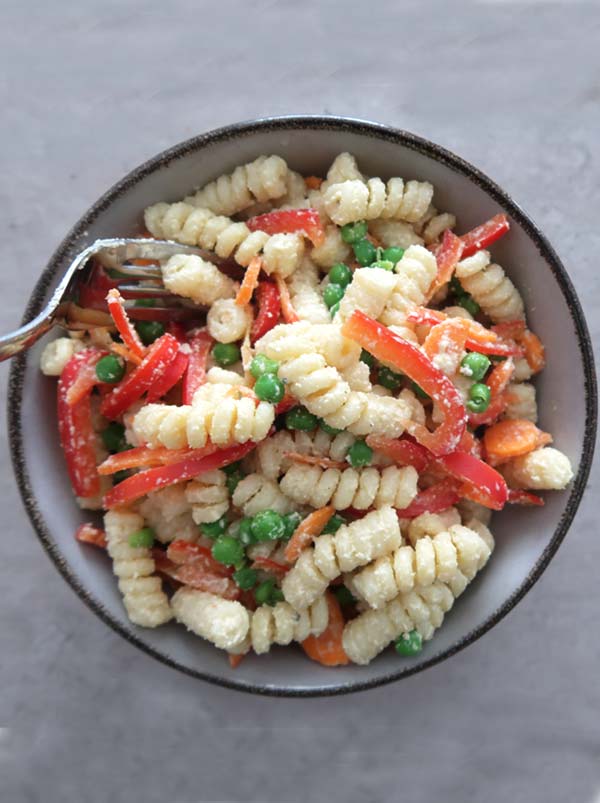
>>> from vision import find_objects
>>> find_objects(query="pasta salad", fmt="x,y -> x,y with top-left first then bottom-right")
41,152 -> 574,668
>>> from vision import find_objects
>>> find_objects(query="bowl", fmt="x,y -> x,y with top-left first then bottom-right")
8,115 -> 597,696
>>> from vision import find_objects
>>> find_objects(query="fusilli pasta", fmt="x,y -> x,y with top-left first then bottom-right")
185,470 -> 230,523
232,473 -> 295,516
499,447 -> 573,490
207,298 -> 252,343
286,257 -> 331,323
504,382 -> 538,423
455,250 -> 525,322
255,428 -> 356,480
161,253 -> 236,306
379,245 -> 438,328
139,484 -> 199,543
323,177 -> 433,225
250,597 -> 329,654
171,587 -> 250,651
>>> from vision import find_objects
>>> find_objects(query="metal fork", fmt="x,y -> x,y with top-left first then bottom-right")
0,238 -> 218,362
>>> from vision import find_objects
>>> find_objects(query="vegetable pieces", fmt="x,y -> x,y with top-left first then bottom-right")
301,592 -> 350,667
483,419 -> 552,466
284,506 -> 336,563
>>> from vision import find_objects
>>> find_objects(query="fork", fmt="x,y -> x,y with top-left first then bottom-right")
0,238 -> 219,362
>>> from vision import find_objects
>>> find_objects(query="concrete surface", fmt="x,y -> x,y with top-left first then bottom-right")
1,1 -> 599,802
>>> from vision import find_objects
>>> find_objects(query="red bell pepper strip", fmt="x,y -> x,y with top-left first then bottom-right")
468,357 -> 514,427
426,230 -> 465,300
146,349 -> 189,403
182,329 -> 212,404
460,213 -> 510,258
436,450 -> 508,510
274,394 -> 296,416
100,333 -> 179,420
228,653 -> 246,669
250,280 -> 281,344
168,321 -> 188,342
103,441 -> 258,508
342,311 -> 466,456
507,489 -> 545,506
246,208 -> 326,248
395,479 -> 461,518
58,351 -> 102,498
98,444 -> 219,475
407,307 -> 446,327
167,540 -> 233,577
251,556 -> 291,575
106,289 -> 146,360
465,338 -> 524,358
74,522 -> 107,549
78,263 -> 120,310
153,547 -> 238,599
65,349 -> 107,406
365,435 -> 431,473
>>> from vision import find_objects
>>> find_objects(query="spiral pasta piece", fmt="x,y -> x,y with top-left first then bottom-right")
504,382 -> 538,423
405,508 -> 462,545
161,254 -> 236,306
368,219 -> 424,249
139,484 -> 199,543
379,245 -> 438,328
350,523 -> 493,609
322,152 -> 364,189
171,587 -> 250,651
499,447 -> 573,490
250,597 -> 329,654
104,509 -> 172,627
184,155 -> 291,216
286,257 -> 330,323
336,267 -> 398,323
422,211 -> 457,244
310,225 -> 351,268
281,507 -> 401,611
342,582 -> 455,665
185,470 -> 230,524
279,463 -> 418,512
145,202 -> 304,278
323,177 -> 434,226
455,250 -> 525,322
232,472 -> 295,516
256,428 -> 356,480
207,298 -> 252,343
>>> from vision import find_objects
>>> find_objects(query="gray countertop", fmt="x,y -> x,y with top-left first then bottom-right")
1,2 -> 599,801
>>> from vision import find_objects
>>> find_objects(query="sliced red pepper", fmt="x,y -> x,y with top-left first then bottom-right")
58,351 -> 102,498
426,230 -> 465,300
396,479 -> 461,518
246,208 -> 326,248
182,329 -> 212,404
168,321 -> 188,342
465,338 -> 524,358
437,450 -> 508,510
100,333 -> 179,420
274,394 -> 297,416
406,307 -> 446,327
153,547 -> 238,599
228,653 -> 246,669
103,441 -> 258,508
250,280 -> 281,345
74,523 -> 107,549
167,540 -> 233,577
507,489 -> 545,507
365,435 -> 431,473
460,213 -> 510,258
78,263 -> 120,310
251,556 -> 290,575
146,350 -> 189,403
98,444 -> 219,475
342,311 -> 466,456
106,289 -> 146,360
65,349 -> 107,406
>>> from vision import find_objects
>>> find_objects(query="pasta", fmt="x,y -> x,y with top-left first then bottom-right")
104,509 -> 172,627
46,151 -> 574,669
455,250 -> 525,322
279,463 -> 418,511
281,507 -> 402,610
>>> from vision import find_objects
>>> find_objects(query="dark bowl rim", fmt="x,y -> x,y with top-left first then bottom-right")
7,114 -> 597,697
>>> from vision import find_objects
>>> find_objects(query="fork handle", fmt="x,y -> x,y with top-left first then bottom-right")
0,315 -> 54,362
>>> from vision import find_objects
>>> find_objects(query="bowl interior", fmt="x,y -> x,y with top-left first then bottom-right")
9,117 -> 596,695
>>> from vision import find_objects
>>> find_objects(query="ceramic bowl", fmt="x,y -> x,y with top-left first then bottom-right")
8,116 -> 596,696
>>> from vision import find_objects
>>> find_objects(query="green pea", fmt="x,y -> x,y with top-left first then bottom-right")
382,246 -> 405,265
330,301 -> 341,318
270,588 -> 284,604
411,381 -> 431,400
135,320 -> 165,345
128,527 -> 155,548
238,517 -> 255,546
201,516 -> 228,539
322,513 -> 346,534
233,566 -> 258,590
369,260 -> 394,271
282,511 -> 302,540
250,354 -> 280,379
334,585 -> 356,606
134,298 -> 157,308
466,382 -> 491,413
250,510 -> 286,542
254,373 -> 285,404
360,349 -> 376,368
226,470 -> 243,495
255,578 -> 278,605
460,352 -> 491,382
340,220 -> 368,244
222,460 -> 242,476
101,422 -> 127,453
319,419 -> 343,436
285,406 -> 318,431
113,470 -> 131,485
95,354 -> 125,384
378,366 -> 403,391
347,439 -> 373,467
212,342 -> 241,367
458,295 -> 480,316
212,535 -> 245,566
395,629 -> 423,656
328,263 -> 352,287
323,283 -> 345,308
353,238 -> 377,267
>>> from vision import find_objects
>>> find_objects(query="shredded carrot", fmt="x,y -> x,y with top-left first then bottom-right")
74,523 -> 107,549
110,342 -> 143,365
65,352 -> 104,406
423,317 -> 497,361
251,556 -> 290,575
228,653 -> 246,669
483,418 -> 552,465
301,592 -> 350,666
106,289 -> 146,359
98,444 -> 220,475
235,255 -> 263,306
284,452 -> 347,470
366,232 -> 382,248
487,357 -> 515,396
304,175 -> 323,190
284,506 -> 335,563
521,330 -> 545,373
275,274 -> 300,323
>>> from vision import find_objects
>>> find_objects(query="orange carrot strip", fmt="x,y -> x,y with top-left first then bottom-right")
110,342 -> 143,365
284,452 -> 347,470
284,506 -> 335,564
275,274 -> 300,323
304,175 -> 323,190
228,653 -> 246,669
106,289 -> 146,359
521,330 -> 546,373
74,523 -> 107,549
483,419 -> 552,465
235,255 -> 263,306
98,444 -> 220,475
251,557 -> 290,575
301,592 -> 350,666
